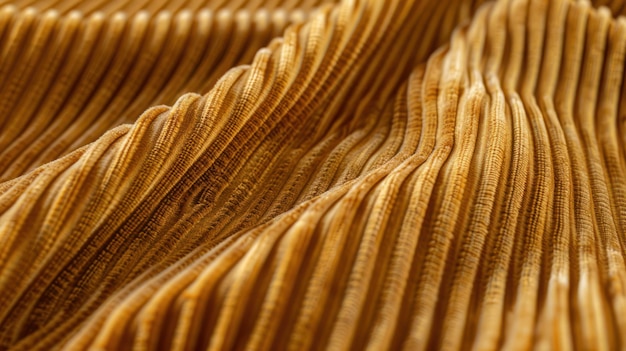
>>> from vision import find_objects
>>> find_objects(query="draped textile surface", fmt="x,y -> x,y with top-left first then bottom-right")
1,0 -> 626,349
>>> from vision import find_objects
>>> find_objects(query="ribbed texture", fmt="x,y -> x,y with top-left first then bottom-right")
0,0 -> 625,349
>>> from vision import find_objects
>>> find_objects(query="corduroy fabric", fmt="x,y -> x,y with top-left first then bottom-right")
1,0 -> 626,349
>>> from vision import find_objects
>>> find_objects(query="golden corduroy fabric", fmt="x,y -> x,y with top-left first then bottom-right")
1,0 -> 626,349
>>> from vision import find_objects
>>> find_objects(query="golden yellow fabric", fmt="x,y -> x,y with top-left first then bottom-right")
1,0 -> 626,349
